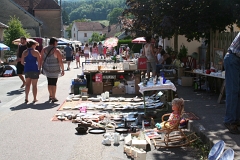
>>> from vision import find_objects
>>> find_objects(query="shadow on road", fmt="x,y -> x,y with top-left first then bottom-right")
10,101 -> 59,111
6,89 -> 24,96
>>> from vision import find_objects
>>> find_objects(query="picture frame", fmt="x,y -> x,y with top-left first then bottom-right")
213,48 -> 224,70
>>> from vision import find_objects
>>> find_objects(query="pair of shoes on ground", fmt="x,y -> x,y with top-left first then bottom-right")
224,122 -> 240,134
25,99 -> 38,103
49,96 -> 58,103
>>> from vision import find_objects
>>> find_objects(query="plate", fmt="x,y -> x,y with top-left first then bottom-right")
57,116 -> 66,120
112,117 -> 122,121
88,128 -> 106,134
72,98 -> 80,101
125,118 -> 136,122
63,106 -> 72,110
115,127 -> 128,133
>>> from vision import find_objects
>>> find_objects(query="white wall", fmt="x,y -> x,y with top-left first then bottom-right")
77,31 -> 102,43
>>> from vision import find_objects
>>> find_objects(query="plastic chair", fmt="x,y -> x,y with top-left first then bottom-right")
208,140 -> 225,160
152,113 -> 198,148
218,148 -> 234,160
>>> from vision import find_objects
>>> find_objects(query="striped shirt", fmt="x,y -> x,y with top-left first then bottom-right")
229,32 -> 240,54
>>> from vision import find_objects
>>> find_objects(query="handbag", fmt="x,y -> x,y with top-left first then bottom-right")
41,47 -> 55,74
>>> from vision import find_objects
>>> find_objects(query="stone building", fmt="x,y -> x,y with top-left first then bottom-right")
0,0 -> 43,37
0,0 -> 62,38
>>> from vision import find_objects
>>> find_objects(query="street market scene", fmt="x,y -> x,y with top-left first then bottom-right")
0,0 -> 240,160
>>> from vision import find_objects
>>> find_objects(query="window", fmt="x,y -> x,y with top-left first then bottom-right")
74,28 -> 75,31
74,33 -> 75,38
84,33 -> 87,37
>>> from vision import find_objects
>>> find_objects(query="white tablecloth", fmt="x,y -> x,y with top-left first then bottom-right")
138,80 -> 176,94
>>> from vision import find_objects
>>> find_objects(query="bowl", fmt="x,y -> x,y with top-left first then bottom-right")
75,126 -> 88,134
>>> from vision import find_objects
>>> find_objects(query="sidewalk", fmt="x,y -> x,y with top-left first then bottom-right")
176,85 -> 240,159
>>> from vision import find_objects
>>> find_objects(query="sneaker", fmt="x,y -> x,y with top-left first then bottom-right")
224,123 -> 240,134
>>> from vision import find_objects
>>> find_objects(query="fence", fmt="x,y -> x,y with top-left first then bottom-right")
210,31 -> 239,70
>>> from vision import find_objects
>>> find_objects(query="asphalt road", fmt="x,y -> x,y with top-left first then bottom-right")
0,61 -> 201,160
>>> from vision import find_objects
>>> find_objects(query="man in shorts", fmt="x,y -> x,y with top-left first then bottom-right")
64,43 -> 73,70
16,37 -> 27,88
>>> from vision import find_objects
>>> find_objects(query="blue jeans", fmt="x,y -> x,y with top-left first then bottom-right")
224,52 -> 240,123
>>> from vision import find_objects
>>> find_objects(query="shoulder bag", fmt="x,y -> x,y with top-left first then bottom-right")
41,47 -> 55,74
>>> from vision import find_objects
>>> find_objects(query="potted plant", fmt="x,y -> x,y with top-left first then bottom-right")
178,44 -> 188,63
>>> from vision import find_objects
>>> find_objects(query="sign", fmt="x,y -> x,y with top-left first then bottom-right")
138,57 -> 147,69
95,73 -> 103,82
103,75 -> 116,79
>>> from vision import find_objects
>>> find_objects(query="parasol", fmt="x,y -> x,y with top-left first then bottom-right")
0,43 -> 10,50
103,37 -> 118,48
131,37 -> 146,44
12,38 -> 39,46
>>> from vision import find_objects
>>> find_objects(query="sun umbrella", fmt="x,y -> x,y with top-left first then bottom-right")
0,43 -> 10,50
103,37 -> 118,48
132,37 -> 146,44
12,38 -> 39,46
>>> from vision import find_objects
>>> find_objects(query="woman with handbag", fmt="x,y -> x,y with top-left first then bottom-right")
21,40 -> 41,103
41,37 -> 65,103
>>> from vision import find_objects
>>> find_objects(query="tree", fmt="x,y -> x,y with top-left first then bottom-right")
4,16 -> 30,50
107,8 -> 124,25
88,32 -> 105,43
121,0 -> 239,51
62,10 -> 69,25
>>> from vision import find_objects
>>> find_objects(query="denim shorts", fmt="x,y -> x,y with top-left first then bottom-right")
25,71 -> 39,79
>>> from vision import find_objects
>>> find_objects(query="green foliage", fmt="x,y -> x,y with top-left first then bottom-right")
117,39 -> 142,53
190,138 -> 210,160
107,8 -> 124,25
89,32 -> 106,43
178,44 -> 188,61
121,0 -> 240,42
62,10 -> 70,25
3,16 -> 30,50
62,0 -> 125,22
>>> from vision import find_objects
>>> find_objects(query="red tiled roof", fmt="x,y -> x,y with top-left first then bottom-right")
74,22 -> 105,31
34,0 -> 60,10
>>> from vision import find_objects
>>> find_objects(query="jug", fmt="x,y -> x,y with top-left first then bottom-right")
113,132 -> 120,145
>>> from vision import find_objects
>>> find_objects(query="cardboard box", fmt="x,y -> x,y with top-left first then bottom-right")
181,77 -> 193,86
92,82 -> 103,94
112,86 -> 125,94
123,62 -> 130,70
103,86 -> 112,92
129,63 -> 138,70
178,67 -> 185,78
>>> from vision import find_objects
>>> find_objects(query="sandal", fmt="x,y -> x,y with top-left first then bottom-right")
49,96 -> 52,101
32,100 -> 38,103
51,98 -> 58,103
224,123 -> 240,134
25,99 -> 28,103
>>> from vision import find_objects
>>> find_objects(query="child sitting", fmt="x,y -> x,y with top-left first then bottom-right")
154,98 -> 184,131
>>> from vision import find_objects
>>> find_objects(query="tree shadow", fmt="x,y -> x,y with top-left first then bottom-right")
10,100 -> 59,111
6,89 -> 24,96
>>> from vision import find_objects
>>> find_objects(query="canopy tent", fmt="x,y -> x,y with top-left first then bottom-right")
57,38 -> 70,45
0,43 -> 10,51
131,37 -> 146,44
